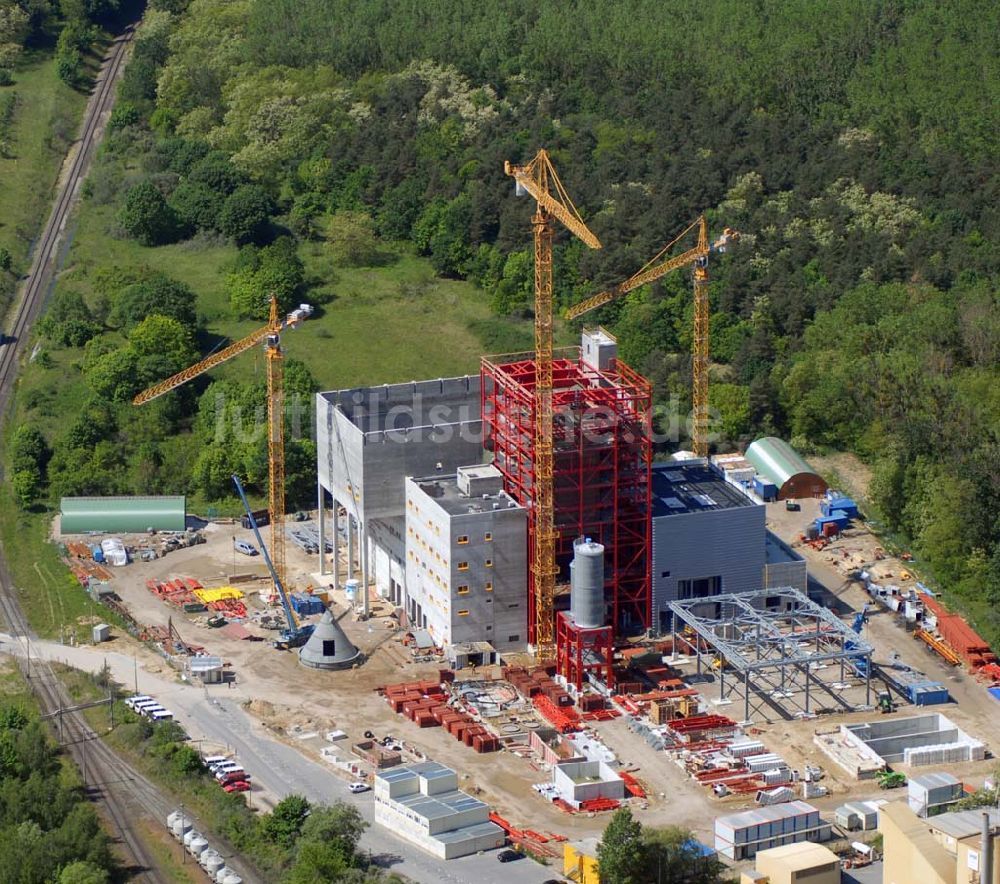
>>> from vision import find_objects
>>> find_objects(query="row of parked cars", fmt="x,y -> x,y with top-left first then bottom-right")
124,694 -> 174,723
205,755 -> 252,793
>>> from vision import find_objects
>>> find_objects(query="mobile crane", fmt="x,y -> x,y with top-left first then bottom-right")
565,216 -> 738,457
232,474 -> 314,650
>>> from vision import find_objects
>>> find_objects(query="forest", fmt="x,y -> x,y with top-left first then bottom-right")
11,1 -> 1000,641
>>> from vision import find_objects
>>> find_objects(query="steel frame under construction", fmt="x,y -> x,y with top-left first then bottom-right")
669,588 -> 874,723
482,347 -> 652,644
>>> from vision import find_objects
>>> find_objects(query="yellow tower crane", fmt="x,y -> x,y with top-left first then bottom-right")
133,297 -> 313,598
565,215 -> 738,457
504,149 -> 602,660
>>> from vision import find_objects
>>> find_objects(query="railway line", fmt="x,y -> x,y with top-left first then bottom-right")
0,24 -> 227,884
0,26 -> 132,416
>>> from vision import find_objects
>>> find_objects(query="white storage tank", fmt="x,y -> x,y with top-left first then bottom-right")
166,810 -> 182,831
202,853 -> 225,876
187,834 -> 209,857
171,815 -> 192,840
199,848 -> 220,869
214,869 -> 232,884
221,874 -> 242,884
569,538 -> 605,628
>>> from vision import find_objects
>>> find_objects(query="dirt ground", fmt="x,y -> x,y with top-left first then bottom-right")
58,494 -> 1000,848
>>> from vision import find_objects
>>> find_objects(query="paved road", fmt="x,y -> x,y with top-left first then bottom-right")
1,636 -> 562,884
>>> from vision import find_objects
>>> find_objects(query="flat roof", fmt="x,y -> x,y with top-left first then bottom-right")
410,473 -> 522,517
434,821 -> 505,844
755,840 -> 838,868
928,807 -> 1000,839
395,789 -> 488,822
764,530 -> 804,564
319,376 -> 481,434
651,462 -> 755,517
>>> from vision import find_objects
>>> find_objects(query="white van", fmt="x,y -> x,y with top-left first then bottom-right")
131,700 -> 161,714
150,710 -> 174,722
140,705 -> 167,718
125,695 -> 153,709
204,755 -> 229,769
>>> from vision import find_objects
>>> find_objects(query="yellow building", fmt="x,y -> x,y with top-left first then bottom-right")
563,843 -> 600,884
740,841 -> 840,884
880,800 -> 1000,884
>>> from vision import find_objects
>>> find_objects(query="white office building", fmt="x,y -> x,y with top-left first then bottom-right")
405,465 -> 527,651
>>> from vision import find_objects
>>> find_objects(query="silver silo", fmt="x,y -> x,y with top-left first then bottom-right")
569,537 -> 605,629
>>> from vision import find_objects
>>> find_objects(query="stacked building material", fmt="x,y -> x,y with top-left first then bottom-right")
668,714 -> 738,743
380,680 -> 500,753
921,597 -> 998,671
533,695 -> 582,733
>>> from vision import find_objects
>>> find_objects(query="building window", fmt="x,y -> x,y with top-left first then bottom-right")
457,562 -> 469,571
485,598 -> 492,604
484,532 -> 492,542
485,559 -> 493,568
485,582 -> 493,592
508,634 -> 520,642
677,576 -> 722,600
660,570 -> 670,578
458,610 -> 470,617
457,535 -> 469,544
486,625 -> 492,631
457,585 -> 470,595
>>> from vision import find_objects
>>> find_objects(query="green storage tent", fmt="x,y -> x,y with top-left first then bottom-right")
60,496 -> 186,534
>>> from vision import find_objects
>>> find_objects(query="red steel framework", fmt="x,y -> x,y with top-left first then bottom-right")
556,611 -> 615,692
481,345 -> 652,645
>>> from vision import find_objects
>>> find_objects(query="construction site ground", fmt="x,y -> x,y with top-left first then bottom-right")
55,501 -> 1000,854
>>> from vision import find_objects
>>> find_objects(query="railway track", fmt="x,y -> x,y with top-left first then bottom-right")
0,25 -> 133,415
0,25 -> 179,884
0,555 -> 168,882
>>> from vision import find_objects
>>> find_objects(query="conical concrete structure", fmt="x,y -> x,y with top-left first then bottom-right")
298,610 -> 361,670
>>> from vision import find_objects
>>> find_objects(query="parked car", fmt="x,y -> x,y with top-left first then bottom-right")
124,695 -> 152,710
348,782 -> 370,794
218,770 -> 249,786
223,780 -> 251,793
203,755 -> 229,769
497,850 -> 523,863
785,499 -> 800,511
213,763 -> 244,779
234,539 -> 258,556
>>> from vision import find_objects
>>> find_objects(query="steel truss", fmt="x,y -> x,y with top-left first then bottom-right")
669,588 -> 874,723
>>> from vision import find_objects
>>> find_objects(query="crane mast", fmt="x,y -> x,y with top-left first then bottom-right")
566,215 -> 738,457
505,150 -> 601,660
133,296 -> 312,600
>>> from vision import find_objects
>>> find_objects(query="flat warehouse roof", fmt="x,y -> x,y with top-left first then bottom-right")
651,462 -> 754,517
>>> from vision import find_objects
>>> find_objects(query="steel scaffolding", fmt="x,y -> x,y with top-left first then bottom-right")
669,588 -> 874,723
482,347 -> 652,645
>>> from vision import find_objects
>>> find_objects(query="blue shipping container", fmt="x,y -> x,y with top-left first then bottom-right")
909,683 -> 949,706
753,477 -> 777,500
828,496 -> 859,518
90,544 -> 104,563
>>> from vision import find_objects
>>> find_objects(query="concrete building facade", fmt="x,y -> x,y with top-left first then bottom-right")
880,801 -> 1000,884
315,377 -> 483,613
404,465 -> 527,651
651,461 -> 765,632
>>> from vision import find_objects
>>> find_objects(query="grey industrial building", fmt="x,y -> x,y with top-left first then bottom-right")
651,461 -> 765,632
404,465 -> 527,651
315,377 -> 483,614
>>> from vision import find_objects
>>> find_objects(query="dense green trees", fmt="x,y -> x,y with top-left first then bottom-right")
17,0 -> 1000,646
598,809 -> 723,884
0,702 -> 116,882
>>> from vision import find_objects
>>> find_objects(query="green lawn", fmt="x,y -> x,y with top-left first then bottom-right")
0,48 -> 96,320
52,203 -> 536,391
0,484 -> 119,641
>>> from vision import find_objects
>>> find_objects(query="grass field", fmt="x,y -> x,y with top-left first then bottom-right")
0,46 -> 100,320
53,205 -> 536,390
0,483 -> 119,640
